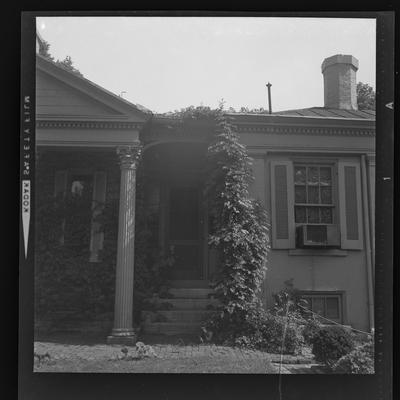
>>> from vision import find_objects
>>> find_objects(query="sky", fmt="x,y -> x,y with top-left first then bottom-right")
36,17 -> 376,113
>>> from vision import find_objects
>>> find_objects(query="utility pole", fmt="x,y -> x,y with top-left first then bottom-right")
266,82 -> 272,114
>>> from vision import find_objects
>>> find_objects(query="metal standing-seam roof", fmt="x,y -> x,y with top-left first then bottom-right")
273,107 -> 375,120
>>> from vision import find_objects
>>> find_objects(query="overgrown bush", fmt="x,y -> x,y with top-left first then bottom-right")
332,337 -> 374,374
302,317 -> 323,345
272,283 -> 324,348
35,186 -> 116,321
311,326 -> 355,366
131,166 -> 175,322
204,304 -> 303,354
253,313 -> 304,354
35,158 -> 171,326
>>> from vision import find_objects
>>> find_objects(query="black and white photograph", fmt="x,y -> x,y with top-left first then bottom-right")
20,14 -> 391,379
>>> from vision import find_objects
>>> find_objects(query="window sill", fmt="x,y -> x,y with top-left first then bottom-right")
289,249 -> 348,257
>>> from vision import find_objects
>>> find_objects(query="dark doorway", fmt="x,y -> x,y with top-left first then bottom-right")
167,184 -> 203,279
143,142 -> 209,281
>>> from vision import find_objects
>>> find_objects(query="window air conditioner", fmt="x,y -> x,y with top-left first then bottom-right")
296,224 -> 340,248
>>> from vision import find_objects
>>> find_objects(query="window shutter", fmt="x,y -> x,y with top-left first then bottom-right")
54,170 -> 68,197
90,171 -> 107,262
338,161 -> 363,249
270,161 -> 295,249
54,170 -> 68,245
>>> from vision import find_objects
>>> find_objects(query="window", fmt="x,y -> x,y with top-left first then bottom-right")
294,164 -> 335,225
270,160 -> 362,250
301,293 -> 343,324
64,174 -> 94,248
54,170 -> 107,261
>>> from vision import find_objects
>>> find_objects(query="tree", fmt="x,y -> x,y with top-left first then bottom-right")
38,39 -> 54,60
56,56 -> 83,77
357,82 -> 375,111
37,38 -> 84,77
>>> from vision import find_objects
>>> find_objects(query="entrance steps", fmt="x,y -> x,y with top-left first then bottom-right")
168,288 -> 214,299
141,283 -> 219,337
170,280 -> 211,288
143,310 -> 214,323
155,298 -> 218,310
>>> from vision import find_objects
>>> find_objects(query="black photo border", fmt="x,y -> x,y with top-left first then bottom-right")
17,8 -> 395,400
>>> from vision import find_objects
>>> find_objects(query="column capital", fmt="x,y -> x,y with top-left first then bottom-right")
366,153 -> 376,166
116,145 -> 142,169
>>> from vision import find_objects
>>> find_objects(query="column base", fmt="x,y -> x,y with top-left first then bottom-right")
107,328 -> 138,346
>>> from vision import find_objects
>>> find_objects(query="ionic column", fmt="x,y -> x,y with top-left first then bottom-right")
107,144 -> 142,345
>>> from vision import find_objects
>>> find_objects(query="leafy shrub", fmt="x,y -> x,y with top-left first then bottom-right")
302,317 -> 323,345
311,326 -> 355,366
255,313 -> 304,354
203,306 -> 303,355
272,283 -> 324,348
332,337 -> 374,374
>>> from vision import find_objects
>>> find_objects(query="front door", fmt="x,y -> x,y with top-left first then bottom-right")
167,184 -> 205,280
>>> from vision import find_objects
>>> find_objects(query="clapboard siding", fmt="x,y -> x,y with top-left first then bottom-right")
36,70 -> 122,116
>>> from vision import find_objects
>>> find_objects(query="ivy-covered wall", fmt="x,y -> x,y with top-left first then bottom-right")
35,149 -> 175,335
35,150 -> 120,334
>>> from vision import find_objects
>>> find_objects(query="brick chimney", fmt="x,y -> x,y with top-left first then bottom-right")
321,54 -> 359,110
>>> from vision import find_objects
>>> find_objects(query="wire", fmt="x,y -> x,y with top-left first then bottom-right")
277,301 -> 290,400
274,301 -> 372,400
297,304 -> 373,336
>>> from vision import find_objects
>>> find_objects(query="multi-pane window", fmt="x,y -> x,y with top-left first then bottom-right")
294,165 -> 334,224
302,293 -> 342,323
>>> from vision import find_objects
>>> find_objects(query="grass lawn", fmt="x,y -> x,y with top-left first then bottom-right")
34,335 -> 279,373
33,333 -> 317,373
35,353 -> 277,373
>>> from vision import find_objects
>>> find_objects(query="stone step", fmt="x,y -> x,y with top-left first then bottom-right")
168,288 -> 215,299
153,298 -> 219,310
142,310 -> 215,323
169,280 -> 210,288
142,322 -> 203,336
138,333 -> 200,344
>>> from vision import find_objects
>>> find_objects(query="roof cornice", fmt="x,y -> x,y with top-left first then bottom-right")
236,124 -> 375,137
37,120 -> 144,130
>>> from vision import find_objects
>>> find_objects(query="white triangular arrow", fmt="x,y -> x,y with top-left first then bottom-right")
22,180 -> 30,259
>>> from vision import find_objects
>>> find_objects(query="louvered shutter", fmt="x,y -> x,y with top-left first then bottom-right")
89,171 -> 107,262
338,161 -> 363,249
270,161 -> 295,249
54,170 -> 68,197
54,170 -> 68,244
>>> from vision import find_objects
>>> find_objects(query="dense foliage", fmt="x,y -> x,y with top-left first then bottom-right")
198,105 -> 272,348
38,38 -> 83,77
332,337 -> 374,373
357,82 -> 376,111
130,167 -> 175,321
34,159 -> 169,326
35,190 -> 116,321
311,326 -> 355,366
160,105 -> 270,118
232,308 -> 304,354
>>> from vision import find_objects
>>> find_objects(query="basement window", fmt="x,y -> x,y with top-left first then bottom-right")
300,292 -> 343,324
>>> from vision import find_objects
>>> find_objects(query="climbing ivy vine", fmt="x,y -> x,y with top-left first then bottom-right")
202,105 -> 270,343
